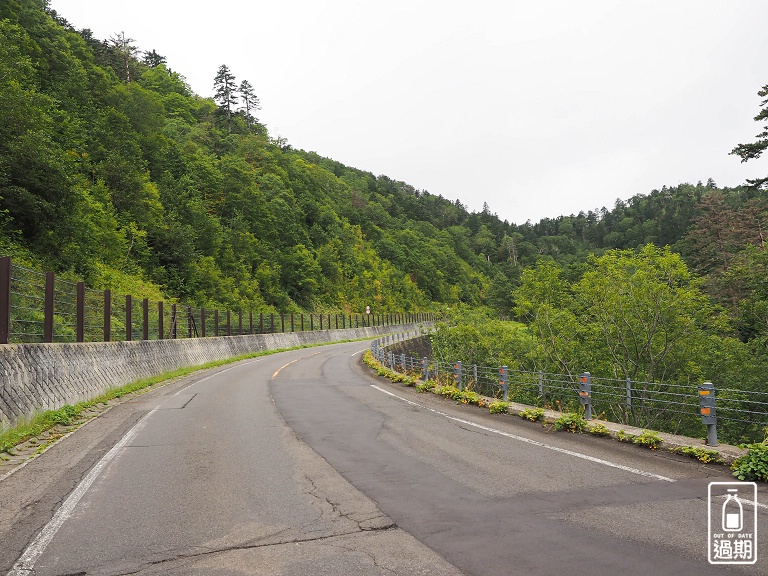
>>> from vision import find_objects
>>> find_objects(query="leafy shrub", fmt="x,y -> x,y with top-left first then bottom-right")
588,423 -> 610,437
416,380 -> 435,393
617,430 -> 635,443
676,446 -> 722,464
519,407 -> 545,422
554,412 -> 587,433
633,430 -> 663,450
731,442 -> 768,481
489,401 -> 509,414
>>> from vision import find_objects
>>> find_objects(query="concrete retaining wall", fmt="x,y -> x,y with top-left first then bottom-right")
0,323 -> 427,429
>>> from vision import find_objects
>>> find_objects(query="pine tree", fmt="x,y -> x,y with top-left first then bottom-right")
143,49 -> 166,68
108,31 -> 138,82
213,64 -> 238,127
238,79 -> 260,127
731,83 -> 768,189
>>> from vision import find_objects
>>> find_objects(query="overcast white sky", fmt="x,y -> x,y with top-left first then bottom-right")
51,0 -> 768,224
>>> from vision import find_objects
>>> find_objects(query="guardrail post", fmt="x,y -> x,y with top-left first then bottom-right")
44,272 -> 54,343
0,257 -> 10,344
76,282 -> 85,342
422,357 -> 429,381
142,298 -> 149,340
126,295 -> 132,341
400,353 -> 406,371
454,361 -> 463,390
500,366 -> 509,402
579,372 -> 592,420
699,382 -> 718,446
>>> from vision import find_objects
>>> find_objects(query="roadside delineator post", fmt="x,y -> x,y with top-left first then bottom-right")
454,361 -> 463,391
579,372 -> 592,420
422,357 -> 428,382
699,382 -> 719,447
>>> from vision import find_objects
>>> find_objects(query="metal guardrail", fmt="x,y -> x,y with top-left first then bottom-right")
0,257 -> 432,344
371,337 -> 768,445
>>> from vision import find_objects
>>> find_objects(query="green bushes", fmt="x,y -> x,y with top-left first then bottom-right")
731,442 -> 768,481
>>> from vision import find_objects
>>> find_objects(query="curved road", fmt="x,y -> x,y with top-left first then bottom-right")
1,340 -> 765,575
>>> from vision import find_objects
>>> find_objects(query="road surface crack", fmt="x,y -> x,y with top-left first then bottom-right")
96,525 -> 400,576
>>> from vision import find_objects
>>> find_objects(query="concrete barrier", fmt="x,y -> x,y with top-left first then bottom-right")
0,323 -> 428,429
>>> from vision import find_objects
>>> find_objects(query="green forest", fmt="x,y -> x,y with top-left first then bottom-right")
2,2 -> 768,393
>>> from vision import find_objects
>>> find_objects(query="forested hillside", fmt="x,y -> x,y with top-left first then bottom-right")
2,1 -> 767,357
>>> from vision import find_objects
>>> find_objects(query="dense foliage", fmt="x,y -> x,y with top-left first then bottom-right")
2,2 -> 768,381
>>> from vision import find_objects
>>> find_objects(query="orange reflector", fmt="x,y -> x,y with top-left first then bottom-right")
701,407 -> 711,415
699,390 -> 711,396
579,391 -> 588,396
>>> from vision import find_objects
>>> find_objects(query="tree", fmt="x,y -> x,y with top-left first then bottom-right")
142,49 -> 166,68
576,245 -> 720,383
108,31 -> 138,82
238,79 -> 260,127
731,83 -> 768,189
213,64 -> 237,127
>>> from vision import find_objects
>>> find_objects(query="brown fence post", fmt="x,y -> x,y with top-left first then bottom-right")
76,282 -> 85,342
158,301 -> 164,339
260,312 -> 264,334
301,314 -> 304,331
238,310 -> 243,335
143,299 -> 149,341
187,306 -> 193,338
201,308 -> 206,337
319,314 -> 323,330
227,310 -> 231,336
281,313 -> 285,333
291,313 -> 295,332
171,303 -> 177,339
0,257 -> 9,344
104,289 -> 111,342
270,313 -> 274,333
249,310 -> 253,334
44,272 -> 54,343
125,295 -> 132,341
310,314 -> 314,331
214,309 -> 219,336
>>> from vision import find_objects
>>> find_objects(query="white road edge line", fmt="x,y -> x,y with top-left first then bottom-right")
7,358 -> 265,575
370,384 -> 675,483
7,406 -> 158,576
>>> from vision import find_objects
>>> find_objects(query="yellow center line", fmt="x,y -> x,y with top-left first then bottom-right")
272,351 -> 322,379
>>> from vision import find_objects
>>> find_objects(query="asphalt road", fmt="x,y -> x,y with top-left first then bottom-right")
1,340 -> 766,575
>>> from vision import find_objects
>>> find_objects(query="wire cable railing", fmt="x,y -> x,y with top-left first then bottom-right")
371,337 -> 768,444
